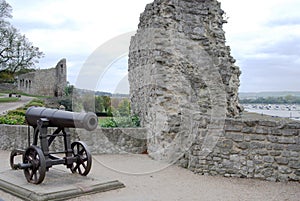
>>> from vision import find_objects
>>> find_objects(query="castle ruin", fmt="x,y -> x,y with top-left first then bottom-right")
129,0 -> 242,161
17,59 -> 67,97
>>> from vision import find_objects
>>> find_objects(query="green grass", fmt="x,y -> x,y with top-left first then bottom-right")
17,92 -> 51,99
0,90 -> 50,99
0,97 -> 19,103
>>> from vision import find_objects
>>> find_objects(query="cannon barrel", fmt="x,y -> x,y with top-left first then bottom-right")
25,107 -> 98,131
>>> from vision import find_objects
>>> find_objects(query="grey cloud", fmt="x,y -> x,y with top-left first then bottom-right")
12,19 -> 80,32
260,36 -> 300,56
237,34 -> 300,92
266,17 -> 300,27
239,53 -> 300,92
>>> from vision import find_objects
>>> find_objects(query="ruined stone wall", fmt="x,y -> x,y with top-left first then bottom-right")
180,118 -> 300,182
0,125 -> 147,154
17,59 -> 67,97
129,0 -> 241,161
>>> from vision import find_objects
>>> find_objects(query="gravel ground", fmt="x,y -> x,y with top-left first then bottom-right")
0,152 -> 299,201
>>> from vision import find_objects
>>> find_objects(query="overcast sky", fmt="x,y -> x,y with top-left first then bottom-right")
6,0 -> 300,93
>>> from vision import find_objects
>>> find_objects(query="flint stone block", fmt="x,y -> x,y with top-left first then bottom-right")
263,156 -> 274,163
250,134 -> 265,141
225,132 -> 244,142
289,161 -> 300,169
278,137 -> 296,144
256,126 -> 269,134
275,157 -> 289,165
280,129 -> 298,136
278,166 -> 292,174
250,142 -> 265,149
241,127 -> 255,133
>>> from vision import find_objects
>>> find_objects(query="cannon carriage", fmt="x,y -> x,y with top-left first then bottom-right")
10,107 -> 98,184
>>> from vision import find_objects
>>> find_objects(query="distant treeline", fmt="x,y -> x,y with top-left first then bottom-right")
240,95 -> 300,104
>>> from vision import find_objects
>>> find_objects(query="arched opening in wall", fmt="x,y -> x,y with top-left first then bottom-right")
29,80 -> 31,89
25,80 -> 28,89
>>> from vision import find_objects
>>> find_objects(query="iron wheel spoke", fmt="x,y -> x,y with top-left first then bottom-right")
23,146 -> 46,184
70,141 -> 92,176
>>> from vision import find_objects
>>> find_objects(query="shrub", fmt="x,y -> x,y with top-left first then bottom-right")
0,113 -> 25,125
99,115 -> 140,128
99,118 -> 117,128
7,109 -> 26,116
24,99 -> 45,109
58,98 -> 72,111
131,114 -> 140,127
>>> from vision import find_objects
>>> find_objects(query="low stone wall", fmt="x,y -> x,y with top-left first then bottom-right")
2,119 -> 300,182
0,125 -> 147,154
184,118 -> 300,182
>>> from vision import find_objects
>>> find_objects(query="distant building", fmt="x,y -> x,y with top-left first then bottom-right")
17,59 -> 67,97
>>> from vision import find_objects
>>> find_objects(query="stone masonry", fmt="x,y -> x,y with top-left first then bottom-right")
129,0 -> 242,161
17,59 -> 67,97
128,0 -> 300,182
181,118 -> 300,182
0,125 -> 147,155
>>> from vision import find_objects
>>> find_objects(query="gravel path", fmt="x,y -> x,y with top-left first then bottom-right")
0,94 -> 33,115
0,152 -> 299,201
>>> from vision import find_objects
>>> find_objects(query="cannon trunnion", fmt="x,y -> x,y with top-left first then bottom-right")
10,107 -> 98,184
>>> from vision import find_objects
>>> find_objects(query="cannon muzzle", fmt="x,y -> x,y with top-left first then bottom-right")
25,107 -> 98,131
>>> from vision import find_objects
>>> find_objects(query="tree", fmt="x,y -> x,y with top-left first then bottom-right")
95,96 -> 104,113
0,0 -> 43,75
117,99 -> 131,116
64,82 -> 74,96
94,95 -> 113,116
0,0 -> 11,19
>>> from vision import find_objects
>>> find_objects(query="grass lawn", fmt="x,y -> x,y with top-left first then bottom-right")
0,97 -> 20,103
0,90 -> 50,99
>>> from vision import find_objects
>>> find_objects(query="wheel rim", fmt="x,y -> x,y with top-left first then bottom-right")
10,149 -> 23,170
23,146 -> 46,184
71,141 -> 92,176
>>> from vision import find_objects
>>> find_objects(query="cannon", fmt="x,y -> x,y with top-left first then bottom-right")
10,107 -> 98,184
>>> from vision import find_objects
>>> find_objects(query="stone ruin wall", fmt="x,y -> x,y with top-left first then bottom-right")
17,58 -> 67,97
128,0 -> 300,182
181,118 -> 300,182
0,125 -> 147,155
129,0 -> 241,161
1,120 -> 300,182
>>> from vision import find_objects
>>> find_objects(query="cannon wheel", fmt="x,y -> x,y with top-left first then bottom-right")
70,141 -> 92,176
23,146 -> 46,184
10,149 -> 24,170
